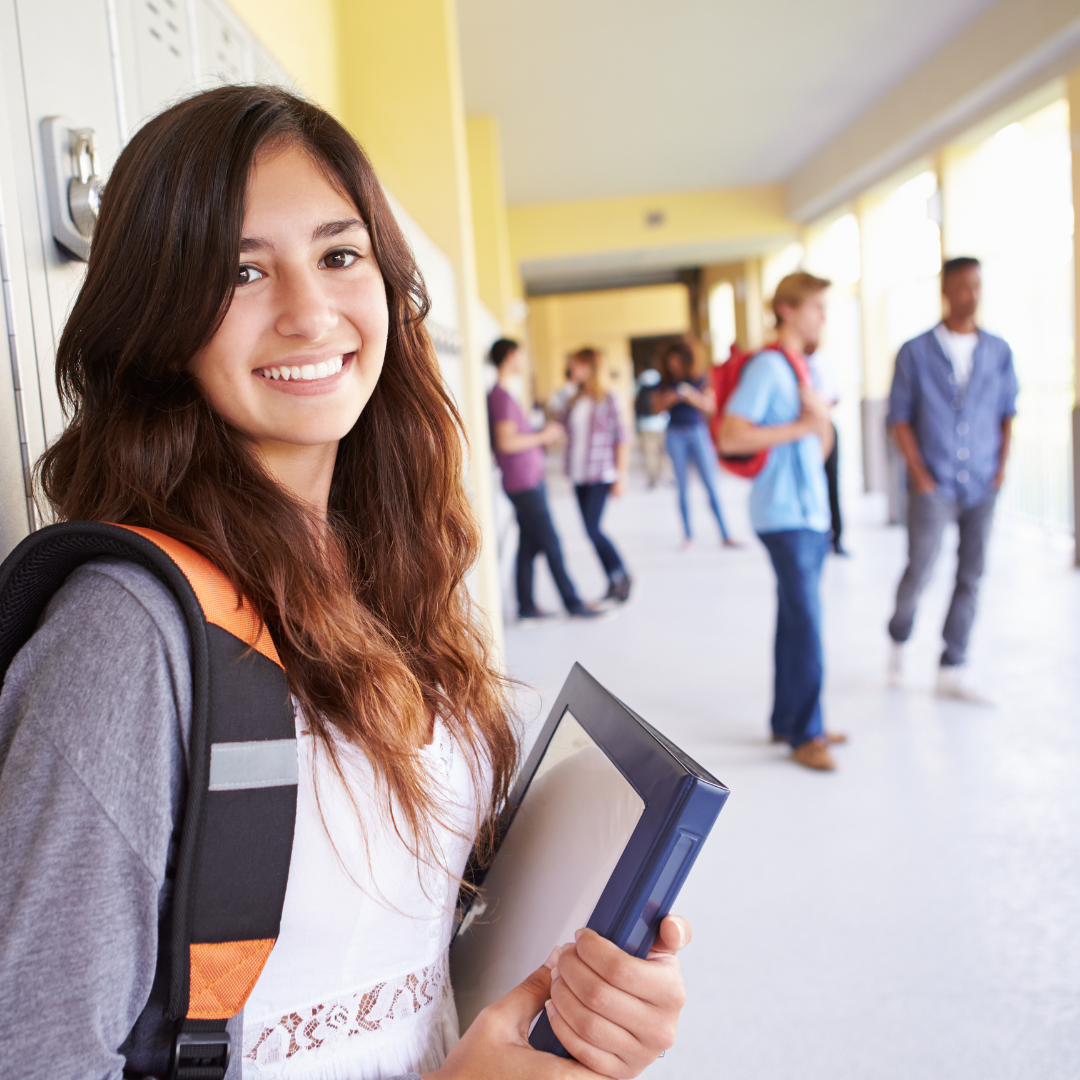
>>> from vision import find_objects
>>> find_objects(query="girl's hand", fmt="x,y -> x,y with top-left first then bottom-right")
429,951 -> 597,1080
545,915 -> 691,1078
611,477 -> 625,497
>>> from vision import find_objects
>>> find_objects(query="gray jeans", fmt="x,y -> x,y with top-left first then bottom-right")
888,488 -> 998,666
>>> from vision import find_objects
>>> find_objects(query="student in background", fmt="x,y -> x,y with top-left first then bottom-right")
719,273 -> 846,771
652,340 -> 737,548
556,347 -> 632,604
886,256 -> 1017,703
634,367 -> 669,487
487,339 -> 604,621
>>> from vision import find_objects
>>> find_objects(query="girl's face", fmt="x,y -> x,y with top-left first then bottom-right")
190,143 -> 388,455
569,357 -> 592,385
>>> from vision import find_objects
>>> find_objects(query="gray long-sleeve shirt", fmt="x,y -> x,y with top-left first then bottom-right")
0,558 -> 420,1080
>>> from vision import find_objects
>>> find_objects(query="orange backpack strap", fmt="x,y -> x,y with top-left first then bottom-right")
0,521 -> 297,1080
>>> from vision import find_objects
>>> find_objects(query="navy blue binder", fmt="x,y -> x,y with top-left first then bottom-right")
450,663 -> 730,1058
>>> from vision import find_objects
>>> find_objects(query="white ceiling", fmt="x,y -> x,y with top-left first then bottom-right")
458,0 -> 1001,206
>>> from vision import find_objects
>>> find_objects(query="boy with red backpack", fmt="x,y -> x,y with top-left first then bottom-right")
718,272 -> 846,771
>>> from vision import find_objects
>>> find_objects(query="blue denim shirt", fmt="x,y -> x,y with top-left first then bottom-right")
887,327 -> 1018,508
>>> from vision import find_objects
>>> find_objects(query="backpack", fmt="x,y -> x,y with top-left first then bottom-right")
0,521 -> 297,1080
709,342 -> 813,478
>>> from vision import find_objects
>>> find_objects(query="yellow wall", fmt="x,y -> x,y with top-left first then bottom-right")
226,0 -> 340,112
527,284 -> 691,406
467,116 -> 517,330
335,0 -> 472,266
510,185 -> 794,264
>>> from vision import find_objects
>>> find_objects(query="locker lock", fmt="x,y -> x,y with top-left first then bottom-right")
40,116 -> 106,261
67,129 -> 104,240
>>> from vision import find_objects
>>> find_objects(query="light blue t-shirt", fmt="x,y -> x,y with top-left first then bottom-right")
725,350 -> 830,535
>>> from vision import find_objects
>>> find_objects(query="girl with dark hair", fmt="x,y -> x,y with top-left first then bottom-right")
652,342 -> 737,548
553,348 -> 631,604
0,86 -> 689,1079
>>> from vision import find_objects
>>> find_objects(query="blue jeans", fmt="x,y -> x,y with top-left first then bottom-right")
574,482 -> 626,582
665,424 -> 729,540
506,483 -> 584,615
758,529 -> 829,747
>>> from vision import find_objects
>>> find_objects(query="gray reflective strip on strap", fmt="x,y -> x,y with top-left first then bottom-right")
208,739 -> 299,791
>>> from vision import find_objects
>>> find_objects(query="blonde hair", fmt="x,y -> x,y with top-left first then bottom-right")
771,272 -> 831,326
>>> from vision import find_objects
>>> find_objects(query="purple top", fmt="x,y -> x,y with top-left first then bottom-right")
488,383 -> 546,494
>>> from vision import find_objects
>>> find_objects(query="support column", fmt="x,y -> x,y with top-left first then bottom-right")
335,0 -> 504,647
1068,72 -> 1080,564
466,116 -> 517,332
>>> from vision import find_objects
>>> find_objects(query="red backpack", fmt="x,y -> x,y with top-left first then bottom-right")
709,342 -> 812,478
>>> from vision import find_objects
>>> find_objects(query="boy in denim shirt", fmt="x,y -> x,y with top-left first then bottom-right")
887,257 -> 1018,702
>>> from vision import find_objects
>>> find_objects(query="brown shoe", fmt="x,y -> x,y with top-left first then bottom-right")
772,731 -> 848,745
791,738 -> 836,771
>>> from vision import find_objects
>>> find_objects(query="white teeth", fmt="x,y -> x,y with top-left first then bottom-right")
259,357 -> 345,381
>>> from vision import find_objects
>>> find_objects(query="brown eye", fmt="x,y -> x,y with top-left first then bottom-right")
237,264 -> 264,285
322,249 -> 358,270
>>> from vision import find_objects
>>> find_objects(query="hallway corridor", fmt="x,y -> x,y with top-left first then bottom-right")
499,467 -> 1080,1079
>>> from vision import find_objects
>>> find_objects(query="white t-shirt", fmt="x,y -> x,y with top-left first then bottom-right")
242,706 -> 485,1079
568,397 -> 593,484
934,323 -> 978,386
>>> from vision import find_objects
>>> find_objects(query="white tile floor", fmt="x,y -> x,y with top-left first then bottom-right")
498,463 -> 1080,1080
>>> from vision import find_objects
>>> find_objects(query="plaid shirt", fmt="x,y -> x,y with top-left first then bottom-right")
559,392 -> 626,484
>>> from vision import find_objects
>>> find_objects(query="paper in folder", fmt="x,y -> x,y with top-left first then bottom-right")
451,663 -> 729,1058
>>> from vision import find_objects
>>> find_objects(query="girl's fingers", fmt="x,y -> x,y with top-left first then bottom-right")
549,961 -> 651,1060
551,945 -> 655,1037
568,930 -> 686,1013
545,999 -> 634,1080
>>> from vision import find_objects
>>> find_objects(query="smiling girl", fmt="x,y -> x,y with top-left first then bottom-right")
0,87 -> 690,1080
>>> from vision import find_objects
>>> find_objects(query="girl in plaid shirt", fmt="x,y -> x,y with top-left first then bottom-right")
553,348 -> 632,604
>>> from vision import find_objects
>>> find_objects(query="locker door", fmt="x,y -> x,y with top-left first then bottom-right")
113,0 -> 198,136
5,1 -> 123,446
196,0 -> 247,86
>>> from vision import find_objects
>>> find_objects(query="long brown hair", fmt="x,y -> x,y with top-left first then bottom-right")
39,85 -> 517,866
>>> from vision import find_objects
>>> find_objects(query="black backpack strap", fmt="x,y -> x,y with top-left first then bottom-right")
0,522 -> 297,1080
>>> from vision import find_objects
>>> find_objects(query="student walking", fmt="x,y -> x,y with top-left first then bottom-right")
652,340 -> 737,547
719,273 -> 846,771
487,338 -> 604,621
556,347 -> 632,604
0,85 -> 690,1079
886,256 -> 1018,703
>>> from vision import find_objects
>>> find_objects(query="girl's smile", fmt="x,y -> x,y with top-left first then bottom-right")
253,350 -> 354,394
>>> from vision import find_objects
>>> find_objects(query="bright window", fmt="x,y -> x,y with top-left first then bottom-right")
942,97 -> 1074,528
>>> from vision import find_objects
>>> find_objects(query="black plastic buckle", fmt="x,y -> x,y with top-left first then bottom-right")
168,1028 -> 231,1080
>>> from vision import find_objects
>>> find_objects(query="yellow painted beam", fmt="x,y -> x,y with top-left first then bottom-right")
509,185 -> 794,264
336,0 -> 472,266
225,0 -> 340,113
467,116 -> 516,329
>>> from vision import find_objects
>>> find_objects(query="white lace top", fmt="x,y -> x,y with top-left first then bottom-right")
242,705 -> 484,1079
